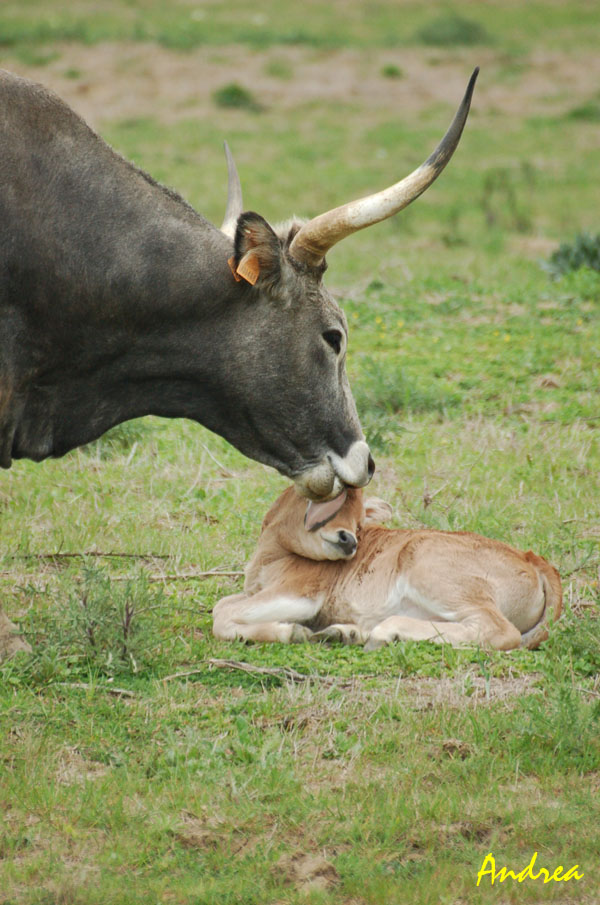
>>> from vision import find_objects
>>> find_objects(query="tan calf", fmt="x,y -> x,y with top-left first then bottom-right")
212,488 -> 562,651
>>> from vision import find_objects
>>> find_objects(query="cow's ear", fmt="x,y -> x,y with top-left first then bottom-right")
230,212 -> 281,286
363,497 -> 393,525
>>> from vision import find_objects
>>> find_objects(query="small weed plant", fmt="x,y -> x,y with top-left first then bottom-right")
544,231 -> 600,278
17,566 -> 166,681
212,83 -> 263,112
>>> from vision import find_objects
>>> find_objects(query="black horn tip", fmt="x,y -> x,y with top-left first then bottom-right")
424,66 -> 479,173
463,66 -> 479,105
464,67 -> 480,103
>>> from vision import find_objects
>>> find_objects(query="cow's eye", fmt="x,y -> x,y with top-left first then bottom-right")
322,329 -> 343,354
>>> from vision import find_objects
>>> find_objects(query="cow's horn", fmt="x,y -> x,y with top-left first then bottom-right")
221,141 -> 243,240
289,68 -> 479,267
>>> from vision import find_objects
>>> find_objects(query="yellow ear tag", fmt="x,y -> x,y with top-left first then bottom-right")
235,251 -> 260,285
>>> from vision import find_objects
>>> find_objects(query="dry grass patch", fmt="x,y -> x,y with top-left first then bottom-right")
4,42 -> 600,129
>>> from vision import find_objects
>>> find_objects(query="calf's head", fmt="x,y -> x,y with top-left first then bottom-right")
260,486 -> 393,562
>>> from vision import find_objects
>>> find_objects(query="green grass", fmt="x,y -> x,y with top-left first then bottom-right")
1,1 -> 600,902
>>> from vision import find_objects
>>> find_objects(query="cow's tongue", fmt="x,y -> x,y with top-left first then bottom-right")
304,489 -> 347,532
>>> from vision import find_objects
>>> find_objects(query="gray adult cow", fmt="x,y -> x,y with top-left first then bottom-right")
0,67 -> 478,658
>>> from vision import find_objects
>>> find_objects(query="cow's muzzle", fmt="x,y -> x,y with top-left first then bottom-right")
294,440 -> 374,500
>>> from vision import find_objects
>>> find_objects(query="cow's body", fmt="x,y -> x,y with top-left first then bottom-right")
212,488 -> 563,651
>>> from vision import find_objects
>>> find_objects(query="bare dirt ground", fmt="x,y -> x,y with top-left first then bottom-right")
399,672 -> 543,709
2,43 -> 598,127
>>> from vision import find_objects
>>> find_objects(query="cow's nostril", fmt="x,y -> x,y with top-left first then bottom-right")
367,454 -> 375,480
338,531 -> 350,543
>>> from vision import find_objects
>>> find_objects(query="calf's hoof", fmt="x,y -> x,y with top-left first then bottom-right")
311,626 -> 343,644
289,624 -> 314,643
363,635 -> 386,652
311,625 -> 365,645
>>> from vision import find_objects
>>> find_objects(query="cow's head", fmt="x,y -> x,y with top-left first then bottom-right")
217,70 -> 478,500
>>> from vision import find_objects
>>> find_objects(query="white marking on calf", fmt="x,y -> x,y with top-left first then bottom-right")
243,595 -> 323,625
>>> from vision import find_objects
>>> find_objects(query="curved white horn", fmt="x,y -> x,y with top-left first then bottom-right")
220,141 -> 244,239
289,68 -> 479,267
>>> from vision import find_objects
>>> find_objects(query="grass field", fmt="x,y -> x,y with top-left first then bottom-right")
1,2 -> 599,902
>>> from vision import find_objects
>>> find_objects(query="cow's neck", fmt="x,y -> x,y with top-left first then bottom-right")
2,214 -> 242,465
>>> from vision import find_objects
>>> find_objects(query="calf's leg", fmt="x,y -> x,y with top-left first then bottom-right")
212,590 -> 322,644
364,611 -> 522,651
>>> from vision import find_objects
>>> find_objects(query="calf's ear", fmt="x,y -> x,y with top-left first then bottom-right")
304,489 -> 348,533
230,212 -> 282,286
364,497 -> 393,525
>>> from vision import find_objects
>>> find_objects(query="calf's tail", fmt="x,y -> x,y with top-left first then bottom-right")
519,552 -> 563,650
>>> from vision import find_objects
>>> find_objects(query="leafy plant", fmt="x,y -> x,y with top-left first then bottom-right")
566,100 -> 600,122
544,231 -> 600,277
19,566 -> 166,678
381,63 -> 403,79
212,83 -> 263,112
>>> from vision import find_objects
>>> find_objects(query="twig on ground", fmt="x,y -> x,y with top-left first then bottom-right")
577,685 -> 600,699
209,658 -> 340,683
113,569 -> 244,583
162,659 -> 331,684
0,563 -> 244,583
6,551 -> 171,561
154,569 -> 243,581
49,682 -> 136,698
161,659 -> 377,686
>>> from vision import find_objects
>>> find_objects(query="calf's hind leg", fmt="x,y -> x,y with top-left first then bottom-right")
364,611 -> 521,651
